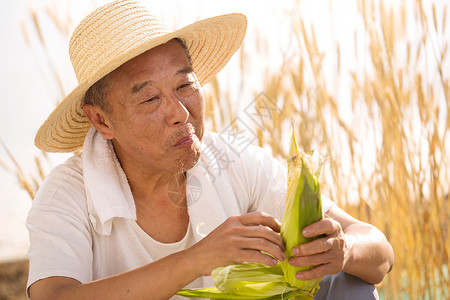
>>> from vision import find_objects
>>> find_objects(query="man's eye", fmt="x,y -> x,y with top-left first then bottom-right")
145,96 -> 159,102
178,83 -> 192,90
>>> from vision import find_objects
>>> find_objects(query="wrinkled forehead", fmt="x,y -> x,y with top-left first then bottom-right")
112,39 -> 191,77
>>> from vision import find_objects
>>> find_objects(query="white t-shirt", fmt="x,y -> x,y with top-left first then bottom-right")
26,130 -> 334,298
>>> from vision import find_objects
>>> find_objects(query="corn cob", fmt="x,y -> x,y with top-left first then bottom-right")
280,142 -> 324,294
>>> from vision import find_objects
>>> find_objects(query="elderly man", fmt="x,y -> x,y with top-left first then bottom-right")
26,0 -> 394,299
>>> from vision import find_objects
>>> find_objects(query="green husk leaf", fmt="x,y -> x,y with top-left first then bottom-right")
280,154 -> 324,293
177,287 -> 314,299
288,124 -> 300,187
212,263 -> 297,296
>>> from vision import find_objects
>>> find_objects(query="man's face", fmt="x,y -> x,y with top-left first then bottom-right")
101,39 -> 205,175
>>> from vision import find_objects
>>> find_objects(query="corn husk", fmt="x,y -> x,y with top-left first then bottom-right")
178,129 -> 324,299
280,131 -> 324,293
178,263 -> 312,299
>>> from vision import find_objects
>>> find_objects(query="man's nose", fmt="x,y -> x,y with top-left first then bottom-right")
165,91 -> 189,126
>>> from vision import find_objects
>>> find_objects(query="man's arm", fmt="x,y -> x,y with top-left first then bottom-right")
29,212 -> 286,300
29,251 -> 198,300
288,205 -> 394,284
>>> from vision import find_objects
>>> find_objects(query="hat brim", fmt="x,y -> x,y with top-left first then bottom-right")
35,13 -> 247,152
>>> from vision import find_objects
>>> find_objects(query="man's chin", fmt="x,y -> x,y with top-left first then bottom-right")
176,146 -> 201,173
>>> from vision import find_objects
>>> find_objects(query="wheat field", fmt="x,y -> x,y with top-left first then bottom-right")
3,0 -> 449,299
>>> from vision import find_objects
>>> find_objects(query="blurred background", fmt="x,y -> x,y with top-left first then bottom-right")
0,0 -> 448,299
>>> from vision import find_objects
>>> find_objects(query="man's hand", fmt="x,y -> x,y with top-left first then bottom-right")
288,215 -> 350,281
187,211 -> 287,276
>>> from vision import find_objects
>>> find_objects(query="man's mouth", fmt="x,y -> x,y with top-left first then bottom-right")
174,134 -> 195,147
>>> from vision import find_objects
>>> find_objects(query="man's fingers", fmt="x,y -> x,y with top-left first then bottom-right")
293,236 -> 335,256
200,212 -> 287,269
238,249 -> 281,267
239,225 -> 285,252
238,211 -> 282,233
302,217 -> 340,237
231,235 -> 285,262
288,251 -> 333,267
295,263 -> 339,281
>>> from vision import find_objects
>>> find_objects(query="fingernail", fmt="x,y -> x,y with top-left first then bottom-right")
271,258 -> 279,266
292,247 -> 299,255
280,253 -> 286,261
302,228 -> 311,236
296,272 -> 305,280
288,258 -> 295,265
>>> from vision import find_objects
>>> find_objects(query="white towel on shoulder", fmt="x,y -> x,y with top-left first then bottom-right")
82,127 -> 137,235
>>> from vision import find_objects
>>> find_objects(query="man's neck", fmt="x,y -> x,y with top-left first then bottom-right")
130,171 -> 189,243
110,139 -> 188,206
128,169 -> 187,207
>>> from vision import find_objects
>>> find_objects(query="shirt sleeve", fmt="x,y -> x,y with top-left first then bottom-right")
243,145 -> 287,221
26,157 -> 93,293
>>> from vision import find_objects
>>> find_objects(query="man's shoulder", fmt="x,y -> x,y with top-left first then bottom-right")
32,154 -> 86,208
46,155 -> 84,183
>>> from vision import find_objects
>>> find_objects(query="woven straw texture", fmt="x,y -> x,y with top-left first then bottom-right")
35,0 -> 247,152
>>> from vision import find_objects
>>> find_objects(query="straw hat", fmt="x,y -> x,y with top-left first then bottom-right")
34,0 -> 247,153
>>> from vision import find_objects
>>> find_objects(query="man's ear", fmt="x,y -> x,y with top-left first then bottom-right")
82,104 -> 115,140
